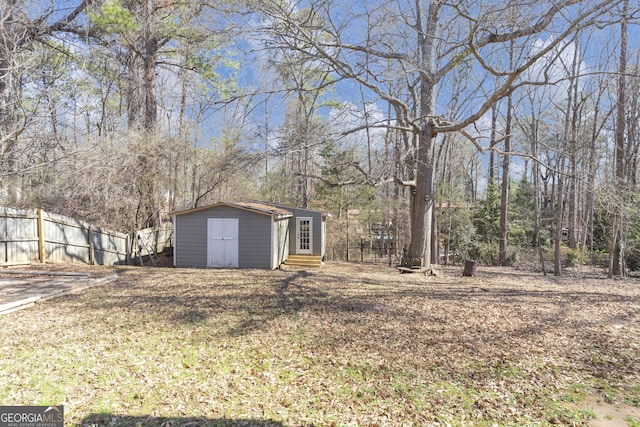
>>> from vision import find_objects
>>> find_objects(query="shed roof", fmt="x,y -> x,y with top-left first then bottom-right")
173,201 -> 292,219
235,201 -> 293,218
253,200 -> 332,219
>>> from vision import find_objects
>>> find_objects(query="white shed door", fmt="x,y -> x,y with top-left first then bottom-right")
207,218 -> 239,268
296,217 -> 313,254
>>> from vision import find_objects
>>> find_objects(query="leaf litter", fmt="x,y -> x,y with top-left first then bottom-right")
0,263 -> 638,426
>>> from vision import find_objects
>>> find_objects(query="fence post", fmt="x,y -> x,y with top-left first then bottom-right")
88,225 -> 94,265
37,208 -> 45,263
126,234 -> 130,266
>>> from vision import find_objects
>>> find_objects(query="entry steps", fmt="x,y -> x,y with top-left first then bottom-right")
285,254 -> 322,268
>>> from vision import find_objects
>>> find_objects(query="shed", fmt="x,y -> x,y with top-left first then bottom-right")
259,201 -> 329,259
173,201 -> 291,269
172,201 -> 328,269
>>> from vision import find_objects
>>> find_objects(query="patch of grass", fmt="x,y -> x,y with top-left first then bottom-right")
1,264 -> 639,426
590,377 -> 621,402
578,408 -> 597,420
570,382 -> 588,395
625,385 -> 640,407
559,393 -> 580,403
626,416 -> 640,427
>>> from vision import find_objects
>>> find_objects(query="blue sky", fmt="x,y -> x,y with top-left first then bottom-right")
24,0 -> 638,192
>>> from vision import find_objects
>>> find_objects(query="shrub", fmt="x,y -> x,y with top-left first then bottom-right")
447,209 -> 478,264
561,245 -> 589,267
468,242 -> 499,265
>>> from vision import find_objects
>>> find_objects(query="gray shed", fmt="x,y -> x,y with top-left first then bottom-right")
172,201 -> 328,269
173,201 -> 291,269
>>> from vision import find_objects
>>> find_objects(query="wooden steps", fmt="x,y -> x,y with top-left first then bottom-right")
285,255 -> 322,268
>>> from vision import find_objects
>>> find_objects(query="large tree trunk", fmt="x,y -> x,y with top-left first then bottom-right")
406,123 -> 436,265
404,0 -> 440,266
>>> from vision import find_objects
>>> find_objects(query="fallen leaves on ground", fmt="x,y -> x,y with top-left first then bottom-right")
0,262 -> 639,426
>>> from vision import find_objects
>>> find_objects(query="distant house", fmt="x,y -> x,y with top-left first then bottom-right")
172,201 -> 328,269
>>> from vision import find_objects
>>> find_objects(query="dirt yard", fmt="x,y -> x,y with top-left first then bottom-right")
0,262 -> 638,426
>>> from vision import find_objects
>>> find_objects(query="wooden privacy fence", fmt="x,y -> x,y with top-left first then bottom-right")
0,207 -> 173,267
134,224 -> 173,259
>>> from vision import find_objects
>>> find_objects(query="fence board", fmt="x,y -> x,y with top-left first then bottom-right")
43,211 -> 91,264
0,207 -> 133,266
136,224 -> 173,257
0,208 -> 39,264
0,207 -> 174,266
8,241 -> 39,263
43,211 -> 89,245
91,227 -> 129,266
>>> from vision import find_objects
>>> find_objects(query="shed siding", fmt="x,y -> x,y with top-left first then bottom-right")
272,217 -> 289,268
321,219 -> 326,258
175,206 -> 273,268
280,207 -> 323,256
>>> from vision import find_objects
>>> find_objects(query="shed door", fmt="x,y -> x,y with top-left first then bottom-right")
208,218 -> 239,268
296,217 -> 313,254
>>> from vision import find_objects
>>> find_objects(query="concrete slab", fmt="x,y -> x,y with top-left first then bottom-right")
0,271 -> 117,315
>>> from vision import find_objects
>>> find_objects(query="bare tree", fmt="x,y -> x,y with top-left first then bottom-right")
0,0 -> 88,156
256,0 -> 623,267
611,0 -> 629,277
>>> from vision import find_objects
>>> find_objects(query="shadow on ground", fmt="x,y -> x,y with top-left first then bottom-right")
66,264 -> 640,384
81,413 -> 287,426
100,265 -> 640,340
